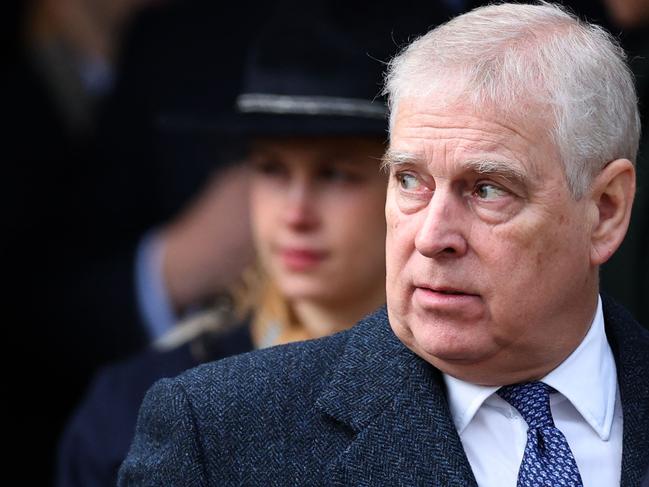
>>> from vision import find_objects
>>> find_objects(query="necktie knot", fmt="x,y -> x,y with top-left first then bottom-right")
497,381 -> 555,429
497,381 -> 583,486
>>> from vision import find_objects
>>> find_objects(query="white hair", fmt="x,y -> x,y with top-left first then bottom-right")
383,1 -> 640,198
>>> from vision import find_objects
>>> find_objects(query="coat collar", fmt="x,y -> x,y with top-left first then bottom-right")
602,295 -> 649,487
316,307 -> 477,486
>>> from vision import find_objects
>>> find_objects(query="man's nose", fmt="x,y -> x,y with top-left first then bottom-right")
414,189 -> 468,258
283,179 -> 319,230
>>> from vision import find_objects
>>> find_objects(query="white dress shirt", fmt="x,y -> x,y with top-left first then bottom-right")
444,296 -> 623,487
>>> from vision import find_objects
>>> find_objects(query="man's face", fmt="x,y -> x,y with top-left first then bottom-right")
385,97 -> 599,385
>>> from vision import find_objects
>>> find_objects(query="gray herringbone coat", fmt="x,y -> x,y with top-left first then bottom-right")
119,298 -> 649,486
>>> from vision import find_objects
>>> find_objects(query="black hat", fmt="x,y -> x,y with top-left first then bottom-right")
161,1 -> 398,138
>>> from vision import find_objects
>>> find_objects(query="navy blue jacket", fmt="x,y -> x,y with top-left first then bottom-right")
57,324 -> 253,487
119,298 -> 649,486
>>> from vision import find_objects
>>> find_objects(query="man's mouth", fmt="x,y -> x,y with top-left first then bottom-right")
412,285 -> 481,311
421,285 -> 477,296
434,289 -> 466,295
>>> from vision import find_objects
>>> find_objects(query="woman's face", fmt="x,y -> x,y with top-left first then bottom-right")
249,136 -> 387,307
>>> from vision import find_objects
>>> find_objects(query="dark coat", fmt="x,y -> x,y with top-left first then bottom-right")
57,323 -> 253,487
118,297 -> 649,486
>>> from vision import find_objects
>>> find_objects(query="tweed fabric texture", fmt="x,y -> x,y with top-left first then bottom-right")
604,298 -> 649,487
498,382 -> 583,487
118,296 -> 649,486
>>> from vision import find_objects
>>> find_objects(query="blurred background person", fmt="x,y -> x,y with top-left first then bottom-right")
55,2 -> 461,486
603,0 -> 649,26
6,0 -> 271,484
17,0 -> 159,135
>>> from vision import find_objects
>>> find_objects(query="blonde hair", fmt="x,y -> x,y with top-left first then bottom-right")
233,264 -> 313,348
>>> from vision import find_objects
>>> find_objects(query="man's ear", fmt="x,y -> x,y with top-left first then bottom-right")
589,158 -> 635,266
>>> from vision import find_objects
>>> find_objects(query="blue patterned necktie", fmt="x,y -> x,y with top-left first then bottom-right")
497,381 -> 584,487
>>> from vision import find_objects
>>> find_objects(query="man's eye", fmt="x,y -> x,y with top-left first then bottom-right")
474,183 -> 507,200
396,173 -> 421,191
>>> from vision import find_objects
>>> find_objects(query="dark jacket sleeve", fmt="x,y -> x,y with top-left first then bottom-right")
56,344 -> 198,487
117,378 -> 208,487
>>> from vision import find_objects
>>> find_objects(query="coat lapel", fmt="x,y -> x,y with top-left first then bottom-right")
603,296 -> 649,487
316,307 -> 477,486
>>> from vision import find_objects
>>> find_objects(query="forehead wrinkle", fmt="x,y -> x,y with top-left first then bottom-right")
395,99 -> 538,138
392,104 -> 547,161
394,129 -> 530,157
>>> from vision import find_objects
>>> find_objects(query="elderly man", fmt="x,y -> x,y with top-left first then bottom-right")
119,3 -> 649,486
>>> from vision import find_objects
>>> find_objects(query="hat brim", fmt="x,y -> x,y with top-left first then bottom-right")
158,111 -> 388,138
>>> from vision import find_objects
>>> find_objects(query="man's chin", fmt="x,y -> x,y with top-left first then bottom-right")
393,318 -> 493,366
414,340 -> 487,365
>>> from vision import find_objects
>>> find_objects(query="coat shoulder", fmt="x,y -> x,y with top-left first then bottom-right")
176,321 -> 356,406
119,308 -> 394,486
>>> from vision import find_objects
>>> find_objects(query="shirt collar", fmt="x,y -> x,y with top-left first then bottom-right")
443,295 -> 617,440
443,374 -> 498,435
542,295 -> 617,440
